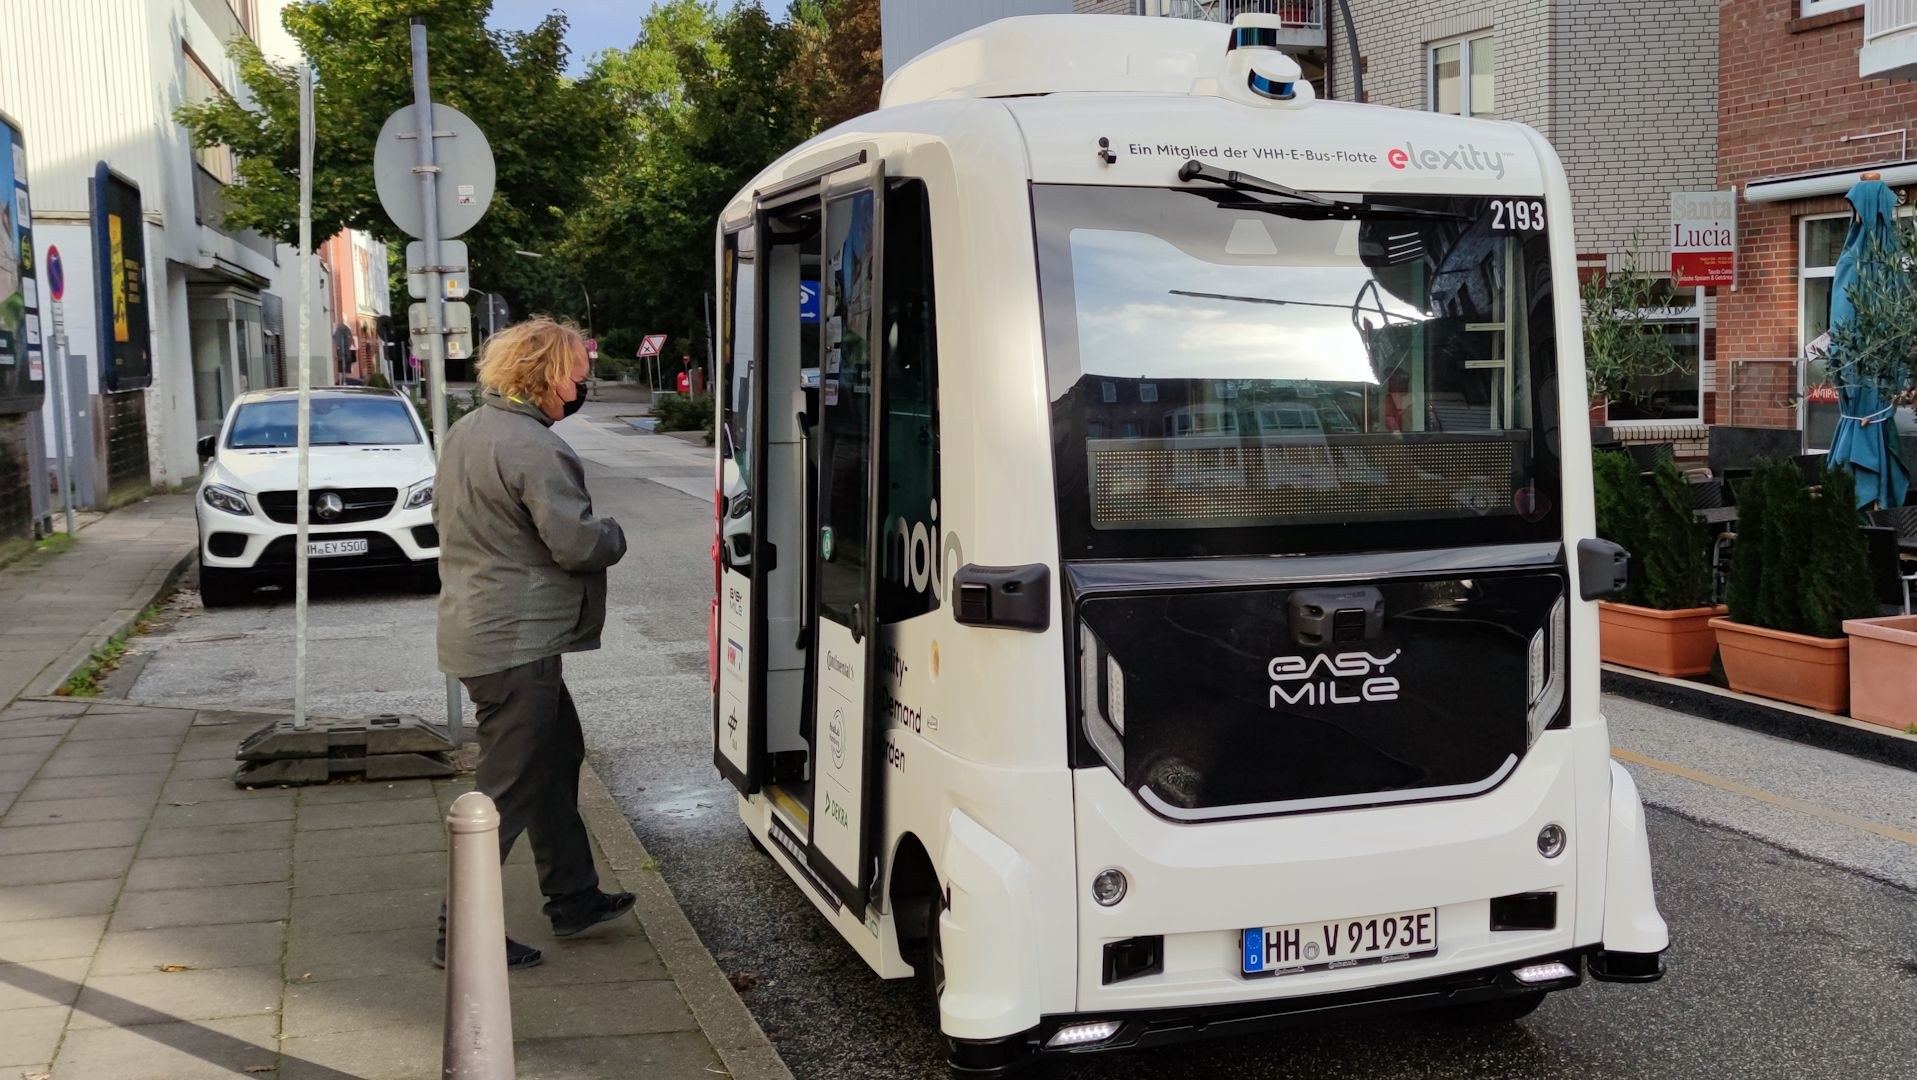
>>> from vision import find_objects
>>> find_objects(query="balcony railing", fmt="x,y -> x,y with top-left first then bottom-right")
1861,0 -> 1917,80
1164,0 -> 1323,27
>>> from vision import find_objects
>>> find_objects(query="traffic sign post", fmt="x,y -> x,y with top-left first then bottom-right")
374,18 -> 499,747
45,246 -> 74,538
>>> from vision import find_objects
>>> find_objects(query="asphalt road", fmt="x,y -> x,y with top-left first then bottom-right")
131,405 -> 1917,1080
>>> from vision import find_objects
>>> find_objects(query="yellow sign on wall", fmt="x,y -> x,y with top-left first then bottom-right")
108,213 -> 128,343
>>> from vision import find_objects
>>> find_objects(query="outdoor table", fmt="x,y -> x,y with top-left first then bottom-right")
1695,506 -> 1739,526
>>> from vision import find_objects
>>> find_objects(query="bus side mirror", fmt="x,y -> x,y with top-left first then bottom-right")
196,435 -> 216,461
1576,538 -> 1629,601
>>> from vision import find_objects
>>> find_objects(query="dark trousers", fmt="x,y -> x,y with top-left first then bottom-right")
461,654 -> 599,905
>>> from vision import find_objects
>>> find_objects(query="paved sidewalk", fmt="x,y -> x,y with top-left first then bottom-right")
0,495 -> 196,702
0,698 -> 787,1080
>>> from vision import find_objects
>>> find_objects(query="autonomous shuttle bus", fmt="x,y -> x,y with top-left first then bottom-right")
709,14 -> 1666,1073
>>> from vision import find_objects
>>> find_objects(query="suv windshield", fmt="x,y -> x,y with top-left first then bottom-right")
226,397 -> 421,449
1034,184 -> 1562,559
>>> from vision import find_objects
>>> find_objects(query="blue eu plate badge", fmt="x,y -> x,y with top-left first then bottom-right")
1242,928 -> 1265,973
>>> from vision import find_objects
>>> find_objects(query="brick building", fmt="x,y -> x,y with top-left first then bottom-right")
1717,0 -> 1917,447
1321,0 -> 1719,457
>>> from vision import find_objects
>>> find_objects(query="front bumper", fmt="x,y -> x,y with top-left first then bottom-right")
198,498 -> 439,573
952,947 -> 1603,1075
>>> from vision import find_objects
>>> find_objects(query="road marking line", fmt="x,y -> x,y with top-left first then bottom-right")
1614,747 -> 1917,850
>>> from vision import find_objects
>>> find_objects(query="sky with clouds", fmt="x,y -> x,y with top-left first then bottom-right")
486,0 -> 739,75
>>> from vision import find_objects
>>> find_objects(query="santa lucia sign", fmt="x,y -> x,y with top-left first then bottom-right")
1670,190 -> 1735,289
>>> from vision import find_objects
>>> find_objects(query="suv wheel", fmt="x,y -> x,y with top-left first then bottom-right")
199,563 -> 247,609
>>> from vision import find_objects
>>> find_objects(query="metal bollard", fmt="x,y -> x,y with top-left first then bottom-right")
443,791 -> 515,1080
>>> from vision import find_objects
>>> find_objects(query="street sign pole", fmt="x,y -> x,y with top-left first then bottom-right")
294,65 -> 315,733
45,247 -> 75,539
410,18 -> 464,745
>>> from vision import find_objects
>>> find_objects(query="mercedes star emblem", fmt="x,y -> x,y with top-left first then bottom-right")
315,492 -> 344,521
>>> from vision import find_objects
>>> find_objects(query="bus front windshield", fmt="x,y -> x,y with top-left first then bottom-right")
1034,184 -> 1563,560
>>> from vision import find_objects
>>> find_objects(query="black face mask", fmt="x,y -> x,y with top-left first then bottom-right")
561,380 -> 588,418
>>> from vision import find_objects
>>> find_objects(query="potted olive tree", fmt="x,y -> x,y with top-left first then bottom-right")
1582,255 -> 1693,430
1824,208 -> 1917,727
1593,452 -> 1721,675
1709,462 -> 1877,713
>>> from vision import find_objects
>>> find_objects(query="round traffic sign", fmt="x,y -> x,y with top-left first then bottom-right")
46,246 -> 63,302
373,103 -> 496,241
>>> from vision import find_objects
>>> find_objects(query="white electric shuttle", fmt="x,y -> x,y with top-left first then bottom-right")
709,14 -> 1666,1074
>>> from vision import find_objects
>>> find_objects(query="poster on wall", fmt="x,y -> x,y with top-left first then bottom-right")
92,163 -> 152,392
0,112 -> 47,414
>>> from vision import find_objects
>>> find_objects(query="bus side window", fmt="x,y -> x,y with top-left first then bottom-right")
878,179 -> 941,623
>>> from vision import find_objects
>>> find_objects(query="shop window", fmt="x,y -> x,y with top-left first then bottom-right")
1430,33 -> 1495,118
1606,280 -> 1702,424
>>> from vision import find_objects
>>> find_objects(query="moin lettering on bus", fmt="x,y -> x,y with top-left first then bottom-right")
882,498 -> 964,601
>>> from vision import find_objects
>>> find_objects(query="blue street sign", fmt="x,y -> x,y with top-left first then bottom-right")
799,279 -> 820,324
46,245 -> 63,302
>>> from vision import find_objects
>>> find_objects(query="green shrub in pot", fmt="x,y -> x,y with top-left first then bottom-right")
1593,452 -> 1712,610
1724,461 -> 1874,639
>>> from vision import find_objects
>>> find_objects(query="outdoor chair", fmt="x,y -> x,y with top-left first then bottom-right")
1689,477 -> 1733,510
1866,507 -> 1917,614
1861,525 -> 1913,615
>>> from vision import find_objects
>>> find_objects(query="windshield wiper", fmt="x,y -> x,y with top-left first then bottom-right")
1178,159 -> 1333,206
1179,159 -> 1470,222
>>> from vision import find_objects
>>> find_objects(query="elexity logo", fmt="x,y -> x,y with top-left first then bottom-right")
1387,141 -> 1515,180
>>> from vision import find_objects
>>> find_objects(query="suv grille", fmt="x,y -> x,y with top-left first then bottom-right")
257,487 -> 397,525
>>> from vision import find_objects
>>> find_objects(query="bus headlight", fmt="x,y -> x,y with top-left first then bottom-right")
1091,868 -> 1128,907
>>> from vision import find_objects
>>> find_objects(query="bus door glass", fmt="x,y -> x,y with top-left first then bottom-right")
715,226 -> 759,792
806,161 -> 886,911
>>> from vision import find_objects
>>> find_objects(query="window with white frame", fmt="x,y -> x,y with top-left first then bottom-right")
1429,32 -> 1494,118
1606,281 -> 1703,424
1798,1 -> 1863,18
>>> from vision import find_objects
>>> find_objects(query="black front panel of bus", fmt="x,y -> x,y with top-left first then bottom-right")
1074,567 -> 1563,820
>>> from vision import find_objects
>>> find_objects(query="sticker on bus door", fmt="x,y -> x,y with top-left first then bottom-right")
715,569 -> 753,783
811,618 -> 868,881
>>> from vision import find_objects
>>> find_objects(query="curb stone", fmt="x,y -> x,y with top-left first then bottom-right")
1602,666 -> 1917,774
577,764 -> 794,1080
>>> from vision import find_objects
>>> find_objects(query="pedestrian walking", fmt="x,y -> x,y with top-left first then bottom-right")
432,316 -> 633,970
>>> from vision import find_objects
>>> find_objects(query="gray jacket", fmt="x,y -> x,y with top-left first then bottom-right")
434,391 -> 626,678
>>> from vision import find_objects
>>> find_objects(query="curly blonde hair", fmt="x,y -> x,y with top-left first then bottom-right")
476,317 -> 585,403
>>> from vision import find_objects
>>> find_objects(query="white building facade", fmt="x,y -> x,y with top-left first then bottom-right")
0,0 -> 283,500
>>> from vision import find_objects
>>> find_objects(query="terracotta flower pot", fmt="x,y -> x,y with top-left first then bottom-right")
1842,615 -> 1917,730
1598,602 -> 1726,677
1709,617 -> 1850,714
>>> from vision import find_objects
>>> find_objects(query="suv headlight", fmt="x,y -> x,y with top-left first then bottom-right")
403,478 -> 434,510
202,483 -> 252,517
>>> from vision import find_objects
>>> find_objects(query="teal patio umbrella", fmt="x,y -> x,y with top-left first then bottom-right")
1827,178 -> 1911,510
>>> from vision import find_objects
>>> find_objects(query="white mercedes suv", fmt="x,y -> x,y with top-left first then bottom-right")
195,387 -> 440,607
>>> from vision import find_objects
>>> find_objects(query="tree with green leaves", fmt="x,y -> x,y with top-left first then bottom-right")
176,0 -> 622,322
1581,255 -> 1691,407
563,1 -> 819,358
1825,221 -> 1917,410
